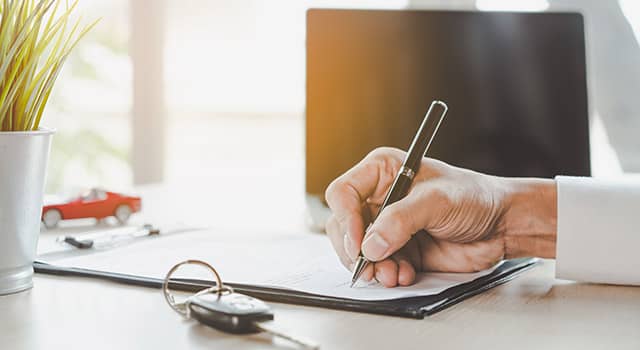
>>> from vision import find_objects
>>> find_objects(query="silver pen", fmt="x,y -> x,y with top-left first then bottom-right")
350,100 -> 448,287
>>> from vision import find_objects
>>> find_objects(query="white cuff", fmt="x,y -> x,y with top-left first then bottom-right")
556,176 -> 640,285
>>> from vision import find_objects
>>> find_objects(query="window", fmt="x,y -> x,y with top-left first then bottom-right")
45,0 -> 639,196
46,0 -> 131,193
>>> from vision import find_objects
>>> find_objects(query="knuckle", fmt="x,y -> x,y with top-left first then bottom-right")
366,146 -> 401,161
325,178 -> 351,209
422,156 -> 450,171
431,188 -> 451,205
324,178 -> 341,203
419,185 -> 451,206
366,147 -> 405,178
421,157 -> 443,170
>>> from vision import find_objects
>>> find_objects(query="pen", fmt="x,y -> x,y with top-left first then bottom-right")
350,100 -> 448,287
56,224 -> 160,250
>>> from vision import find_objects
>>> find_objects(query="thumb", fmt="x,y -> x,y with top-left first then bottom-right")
361,188 -> 441,261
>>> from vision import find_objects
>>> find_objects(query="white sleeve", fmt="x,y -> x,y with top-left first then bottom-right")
555,176 -> 640,285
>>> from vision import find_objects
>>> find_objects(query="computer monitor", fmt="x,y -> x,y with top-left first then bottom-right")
305,9 -> 590,202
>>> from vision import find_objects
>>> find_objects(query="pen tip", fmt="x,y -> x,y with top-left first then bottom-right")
350,256 -> 369,288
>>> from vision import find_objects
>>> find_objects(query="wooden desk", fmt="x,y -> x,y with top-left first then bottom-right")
1,183 -> 639,350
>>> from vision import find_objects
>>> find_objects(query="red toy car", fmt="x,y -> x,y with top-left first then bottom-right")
42,189 -> 142,229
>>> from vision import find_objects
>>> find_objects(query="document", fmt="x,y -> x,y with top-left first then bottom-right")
49,229 -> 496,301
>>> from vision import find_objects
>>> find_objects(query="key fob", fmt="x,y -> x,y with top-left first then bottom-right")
188,292 -> 274,334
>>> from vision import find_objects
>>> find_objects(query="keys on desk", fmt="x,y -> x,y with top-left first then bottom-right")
187,292 -> 319,349
162,259 -> 319,349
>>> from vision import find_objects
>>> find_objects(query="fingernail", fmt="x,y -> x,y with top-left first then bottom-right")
344,233 -> 357,260
361,231 -> 390,261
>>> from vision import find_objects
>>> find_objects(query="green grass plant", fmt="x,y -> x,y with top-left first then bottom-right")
0,0 -> 97,131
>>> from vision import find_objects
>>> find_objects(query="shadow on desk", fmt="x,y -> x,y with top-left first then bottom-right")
546,281 -> 639,302
187,323 -> 293,349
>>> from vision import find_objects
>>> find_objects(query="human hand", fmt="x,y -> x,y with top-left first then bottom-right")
325,147 -> 557,287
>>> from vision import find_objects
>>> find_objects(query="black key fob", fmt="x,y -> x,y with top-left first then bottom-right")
188,292 -> 274,334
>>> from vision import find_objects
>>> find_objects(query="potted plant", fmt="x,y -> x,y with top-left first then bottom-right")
0,0 -> 96,295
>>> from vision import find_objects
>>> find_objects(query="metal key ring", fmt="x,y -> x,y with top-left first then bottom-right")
162,259 -> 234,317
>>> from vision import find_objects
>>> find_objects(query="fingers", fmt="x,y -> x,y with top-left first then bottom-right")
361,262 -> 375,282
325,215 -> 354,269
325,163 -> 374,260
327,214 -> 376,283
396,258 -> 416,286
395,244 -> 419,286
373,260 -> 398,287
361,183 -> 450,262
325,148 -> 404,260
371,253 -> 417,287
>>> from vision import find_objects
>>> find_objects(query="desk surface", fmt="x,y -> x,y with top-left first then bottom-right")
2,260 -> 639,350
1,183 -> 640,350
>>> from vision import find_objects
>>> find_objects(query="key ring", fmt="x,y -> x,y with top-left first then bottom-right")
162,259 -> 234,317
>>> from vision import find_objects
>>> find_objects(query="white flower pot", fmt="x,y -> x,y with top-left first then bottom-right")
0,128 -> 54,295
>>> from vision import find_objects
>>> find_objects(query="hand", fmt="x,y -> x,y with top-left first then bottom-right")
325,147 -> 557,287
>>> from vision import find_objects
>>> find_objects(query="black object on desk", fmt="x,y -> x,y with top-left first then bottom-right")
34,257 -> 537,319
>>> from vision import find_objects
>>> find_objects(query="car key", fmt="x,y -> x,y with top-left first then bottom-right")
188,292 -> 319,349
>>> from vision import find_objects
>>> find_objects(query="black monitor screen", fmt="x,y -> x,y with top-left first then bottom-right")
306,9 -> 590,196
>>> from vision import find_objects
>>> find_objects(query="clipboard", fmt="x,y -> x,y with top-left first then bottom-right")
34,257 -> 537,319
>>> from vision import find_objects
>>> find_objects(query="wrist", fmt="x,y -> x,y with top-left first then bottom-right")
502,178 -> 557,259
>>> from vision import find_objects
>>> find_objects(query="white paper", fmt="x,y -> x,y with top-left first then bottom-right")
47,229 -> 496,301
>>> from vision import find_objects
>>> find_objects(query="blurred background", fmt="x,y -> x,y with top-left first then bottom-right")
45,0 -> 640,195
